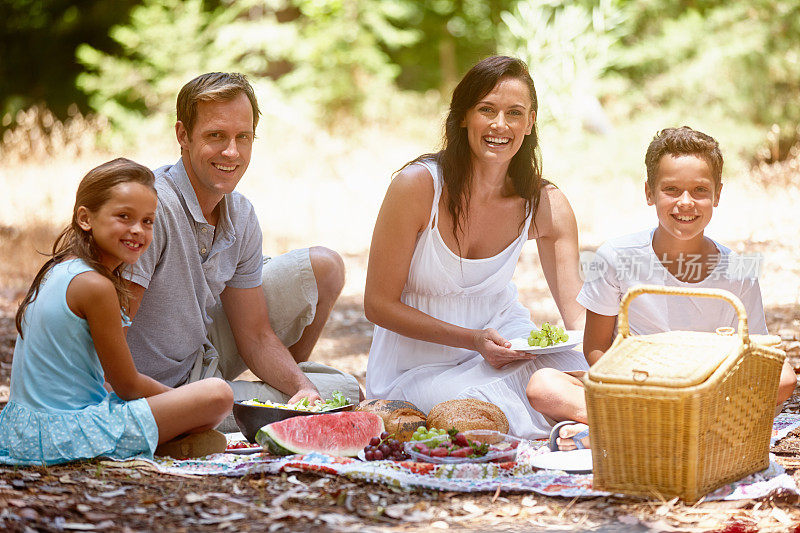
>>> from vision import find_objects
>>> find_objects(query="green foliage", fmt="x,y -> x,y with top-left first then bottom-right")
0,0 -> 137,119
74,0 -> 419,129
386,0 -> 520,94
610,0 -> 800,135
275,0 -> 417,119
75,0 -> 255,134
499,0 -> 624,131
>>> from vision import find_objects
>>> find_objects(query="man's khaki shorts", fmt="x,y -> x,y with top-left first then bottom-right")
200,248 -> 360,414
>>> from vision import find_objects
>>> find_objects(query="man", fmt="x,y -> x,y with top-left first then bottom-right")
126,72 -> 360,431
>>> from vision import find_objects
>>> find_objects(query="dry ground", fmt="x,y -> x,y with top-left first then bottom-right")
2,237 -> 800,532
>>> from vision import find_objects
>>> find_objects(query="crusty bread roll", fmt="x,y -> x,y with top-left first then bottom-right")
354,399 -> 427,441
426,399 -> 509,434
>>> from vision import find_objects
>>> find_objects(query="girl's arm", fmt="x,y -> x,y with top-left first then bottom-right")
68,272 -> 171,400
531,185 -> 586,331
364,166 -> 523,368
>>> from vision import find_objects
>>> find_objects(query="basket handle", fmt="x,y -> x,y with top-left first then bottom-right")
618,285 -> 749,341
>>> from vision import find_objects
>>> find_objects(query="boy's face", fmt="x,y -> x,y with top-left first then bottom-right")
645,154 -> 721,243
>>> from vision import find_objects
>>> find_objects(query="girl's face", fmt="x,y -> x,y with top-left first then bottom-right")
77,182 -> 157,270
461,77 -> 534,167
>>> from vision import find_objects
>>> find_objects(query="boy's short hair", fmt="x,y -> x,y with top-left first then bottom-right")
177,72 -> 260,135
645,126 -> 723,190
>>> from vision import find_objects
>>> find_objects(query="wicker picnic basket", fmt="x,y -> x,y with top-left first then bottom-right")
584,285 -> 786,502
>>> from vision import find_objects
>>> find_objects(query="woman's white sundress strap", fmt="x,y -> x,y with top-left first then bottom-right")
414,159 -> 442,230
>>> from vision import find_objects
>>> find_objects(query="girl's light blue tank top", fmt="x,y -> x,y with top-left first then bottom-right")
9,259 -> 110,411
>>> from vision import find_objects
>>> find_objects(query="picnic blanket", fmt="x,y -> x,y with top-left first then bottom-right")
107,413 -> 800,500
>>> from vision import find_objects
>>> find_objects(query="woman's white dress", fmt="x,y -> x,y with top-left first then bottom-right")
366,159 -> 588,439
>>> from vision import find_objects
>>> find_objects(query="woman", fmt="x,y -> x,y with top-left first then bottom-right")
364,56 -> 588,439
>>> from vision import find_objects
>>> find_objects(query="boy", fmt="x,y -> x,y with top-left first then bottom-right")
526,126 -> 797,450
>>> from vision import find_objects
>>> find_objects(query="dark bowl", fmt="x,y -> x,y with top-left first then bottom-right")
232,401 -> 355,443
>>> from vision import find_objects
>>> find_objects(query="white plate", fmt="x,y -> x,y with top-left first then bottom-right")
508,330 -> 583,354
529,449 -> 593,474
226,445 -> 263,455
224,431 -> 263,454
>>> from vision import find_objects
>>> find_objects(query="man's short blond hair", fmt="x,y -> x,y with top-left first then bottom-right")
176,72 -> 260,135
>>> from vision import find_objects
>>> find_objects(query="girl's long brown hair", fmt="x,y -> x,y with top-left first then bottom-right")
15,158 -> 156,337
403,56 -> 546,255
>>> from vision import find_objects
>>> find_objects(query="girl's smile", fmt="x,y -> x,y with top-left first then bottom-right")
77,182 -> 157,270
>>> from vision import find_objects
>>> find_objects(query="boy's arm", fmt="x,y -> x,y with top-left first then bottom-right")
583,310 -> 617,365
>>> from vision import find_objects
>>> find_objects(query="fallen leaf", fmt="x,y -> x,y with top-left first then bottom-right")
618,514 -> 639,525
189,512 -> 247,525
62,522 -> 103,531
770,506 -> 792,526
286,475 -> 306,486
98,487 -> 130,498
317,513 -> 359,526
18,508 -> 39,520
384,503 -> 432,522
185,492 -> 206,504
655,497 -> 679,516
462,501 -> 484,515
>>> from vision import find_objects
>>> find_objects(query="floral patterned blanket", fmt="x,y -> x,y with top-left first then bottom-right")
107,413 -> 800,500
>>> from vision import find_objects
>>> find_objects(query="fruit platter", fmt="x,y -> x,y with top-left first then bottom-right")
241,391 -> 352,412
234,391 -> 354,443
404,428 -> 522,464
508,323 -> 583,354
358,431 -> 411,462
225,440 -> 263,455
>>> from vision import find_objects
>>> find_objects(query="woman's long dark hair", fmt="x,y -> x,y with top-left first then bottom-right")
403,56 -> 545,254
15,158 -> 156,337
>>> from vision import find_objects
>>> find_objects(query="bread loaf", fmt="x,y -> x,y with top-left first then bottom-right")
426,399 -> 509,434
354,399 -> 427,441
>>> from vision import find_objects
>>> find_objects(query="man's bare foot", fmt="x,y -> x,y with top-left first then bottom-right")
554,422 -> 590,451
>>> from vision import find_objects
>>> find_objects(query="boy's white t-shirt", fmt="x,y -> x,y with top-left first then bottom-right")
577,228 -> 767,335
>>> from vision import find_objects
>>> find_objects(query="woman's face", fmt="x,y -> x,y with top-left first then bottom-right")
461,77 -> 534,167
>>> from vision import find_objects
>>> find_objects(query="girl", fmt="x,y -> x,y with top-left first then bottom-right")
364,56 -> 588,439
0,158 -> 233,465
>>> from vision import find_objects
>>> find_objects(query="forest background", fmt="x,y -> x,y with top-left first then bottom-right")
2,0 -> 800,363
2,0 -> 799,272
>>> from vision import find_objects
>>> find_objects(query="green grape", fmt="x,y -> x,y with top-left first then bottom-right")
528,322 -> 569,347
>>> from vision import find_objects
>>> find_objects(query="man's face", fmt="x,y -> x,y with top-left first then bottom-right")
176,92 -> 255,205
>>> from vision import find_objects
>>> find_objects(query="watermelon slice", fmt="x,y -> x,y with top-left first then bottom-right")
254,411 -> 384,457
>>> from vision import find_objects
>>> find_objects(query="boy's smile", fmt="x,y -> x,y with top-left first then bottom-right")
646,154 -> 721,249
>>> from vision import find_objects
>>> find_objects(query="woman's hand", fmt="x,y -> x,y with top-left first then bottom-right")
472,328 -> 532,369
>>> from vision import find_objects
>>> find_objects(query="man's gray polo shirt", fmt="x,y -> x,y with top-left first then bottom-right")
126,158 -> 263,387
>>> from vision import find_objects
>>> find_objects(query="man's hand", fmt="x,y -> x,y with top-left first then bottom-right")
288,387 -> 322,405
